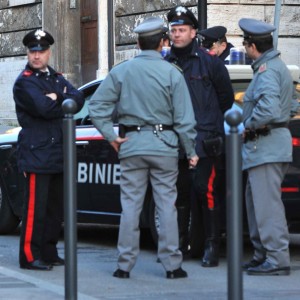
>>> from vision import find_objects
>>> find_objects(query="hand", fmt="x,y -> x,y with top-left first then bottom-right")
110,136 -> 128,153
46,93 -> 57,100
188,155 -> 199,169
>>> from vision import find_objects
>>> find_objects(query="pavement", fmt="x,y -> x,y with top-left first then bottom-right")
1,231 -> 300,300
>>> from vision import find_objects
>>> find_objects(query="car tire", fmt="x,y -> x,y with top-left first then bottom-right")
0,179 -> 20,234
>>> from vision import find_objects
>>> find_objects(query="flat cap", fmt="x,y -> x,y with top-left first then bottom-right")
134,17 -> 168,37
167,6 -> 198,29
23,29 -> 54,51
239,18 -> 276,39
199,26 -> 227,42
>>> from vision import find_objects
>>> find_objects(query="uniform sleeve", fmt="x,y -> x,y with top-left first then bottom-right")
171,71 -> 197,158
244,69 -> 281,129
60,77 -> 85,113
13,77 -> 64,119
211,57 -> 235,113
88,71 -> 120,142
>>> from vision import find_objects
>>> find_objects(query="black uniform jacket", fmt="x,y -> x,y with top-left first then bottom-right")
13,64 -> 84,174
167,40 -> 234,157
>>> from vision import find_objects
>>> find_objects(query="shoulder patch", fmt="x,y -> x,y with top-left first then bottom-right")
258,63 -> 267,73
22,70 -> 33,77
207,50 -> 217,56
171,63 -> 183,73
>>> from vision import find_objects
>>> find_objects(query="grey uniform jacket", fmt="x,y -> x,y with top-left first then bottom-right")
88,50 -> 197,160
242,49 -> 296,170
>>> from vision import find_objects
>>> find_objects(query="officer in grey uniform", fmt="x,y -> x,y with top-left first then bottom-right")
89,17 -> 198,279
239,18 -> 298,275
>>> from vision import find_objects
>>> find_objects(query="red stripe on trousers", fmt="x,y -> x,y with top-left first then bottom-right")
24,173 -> 36,262
206,166 -> 216,209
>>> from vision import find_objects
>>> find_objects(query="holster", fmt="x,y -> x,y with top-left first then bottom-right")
202,136 -> 223,157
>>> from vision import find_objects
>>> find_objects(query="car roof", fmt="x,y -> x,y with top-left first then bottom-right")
226,65 -> 300,82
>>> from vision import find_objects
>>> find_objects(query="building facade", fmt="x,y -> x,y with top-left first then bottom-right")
0,0 -> 299,125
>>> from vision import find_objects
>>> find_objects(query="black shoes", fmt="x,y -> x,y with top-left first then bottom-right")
247,261 -> 290,276
242,259 -> 265,270
20,259 -> 53,271
201,240 -> 219,267
45,257 -> 65,266
113,269 -> 130,279
166,267 -> 188,279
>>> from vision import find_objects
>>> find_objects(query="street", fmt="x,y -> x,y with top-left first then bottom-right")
1,225 -> 300,300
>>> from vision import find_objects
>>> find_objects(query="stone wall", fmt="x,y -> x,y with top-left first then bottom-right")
0,0 -> 42,125
114,0 -> 300,67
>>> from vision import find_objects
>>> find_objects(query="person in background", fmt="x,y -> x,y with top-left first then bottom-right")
166,6 -> 234,267
89,17 -> 198,279
199,26 -> 234,63
13,29 -> 84,270
239,18 -> 297,276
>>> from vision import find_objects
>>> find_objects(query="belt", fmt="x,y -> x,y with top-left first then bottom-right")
267,122 -> 289,129
124,124 -> 173,133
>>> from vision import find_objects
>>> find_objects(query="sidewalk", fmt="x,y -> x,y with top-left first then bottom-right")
1,235 -> 300,300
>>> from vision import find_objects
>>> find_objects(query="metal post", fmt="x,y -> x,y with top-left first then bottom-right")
107,0 -> 115,70
198,0 -> 207,30
225,109 -> 243,300
273,0 -> 282,50
62,99 -> 78,300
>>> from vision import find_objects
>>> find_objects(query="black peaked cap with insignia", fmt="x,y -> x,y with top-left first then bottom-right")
199,26 -> 227,42
167,6 -> 199,29
23,29 -> 54,51
239,18 -> 276,39
134,17 -> 168,37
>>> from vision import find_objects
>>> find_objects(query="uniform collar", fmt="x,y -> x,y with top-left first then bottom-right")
252,48 -> 280,72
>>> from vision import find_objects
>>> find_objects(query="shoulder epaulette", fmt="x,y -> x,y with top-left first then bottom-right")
22,70 -> 33,77
258,63 -> 267,73
207,50 -> 217,56
171,63 -> 183,73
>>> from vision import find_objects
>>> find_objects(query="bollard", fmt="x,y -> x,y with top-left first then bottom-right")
225,109 -> 243,300
62,99 -> 78,300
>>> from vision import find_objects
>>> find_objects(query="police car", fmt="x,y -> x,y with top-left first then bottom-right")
0,65 -> 299,244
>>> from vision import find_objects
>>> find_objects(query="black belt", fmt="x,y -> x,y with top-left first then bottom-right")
267,122 -> 288,129
244,122 -> 289,143
124,124 -> 173,133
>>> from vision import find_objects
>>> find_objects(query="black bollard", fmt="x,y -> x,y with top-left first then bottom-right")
225,109 -> 243,300
62,99 -> 78,300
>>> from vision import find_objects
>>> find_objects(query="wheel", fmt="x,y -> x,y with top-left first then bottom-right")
0,179 -> 20,234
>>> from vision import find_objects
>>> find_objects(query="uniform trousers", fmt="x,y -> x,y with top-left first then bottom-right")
245,162 -> 290,267
19,173 -> 63,265
117,155 -> 182,272
192,156 -> 222,209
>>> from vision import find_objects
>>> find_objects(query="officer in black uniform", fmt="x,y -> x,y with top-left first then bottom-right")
166,6 -> 234,267
13,29 -> 84,270
199,26 -> 234,63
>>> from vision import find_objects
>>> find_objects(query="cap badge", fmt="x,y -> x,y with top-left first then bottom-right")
35,30 -> 46,40
176,6 -> 187,16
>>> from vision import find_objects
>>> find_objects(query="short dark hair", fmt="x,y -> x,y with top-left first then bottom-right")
138,32 -> 164,50
246,35 -> 273,53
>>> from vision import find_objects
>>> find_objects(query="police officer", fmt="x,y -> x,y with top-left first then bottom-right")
239,18 -> 297,275
166,6 -> 234,267
13,29 -> 84,270
199,26 -> 234,63
89,17 -> 198,279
